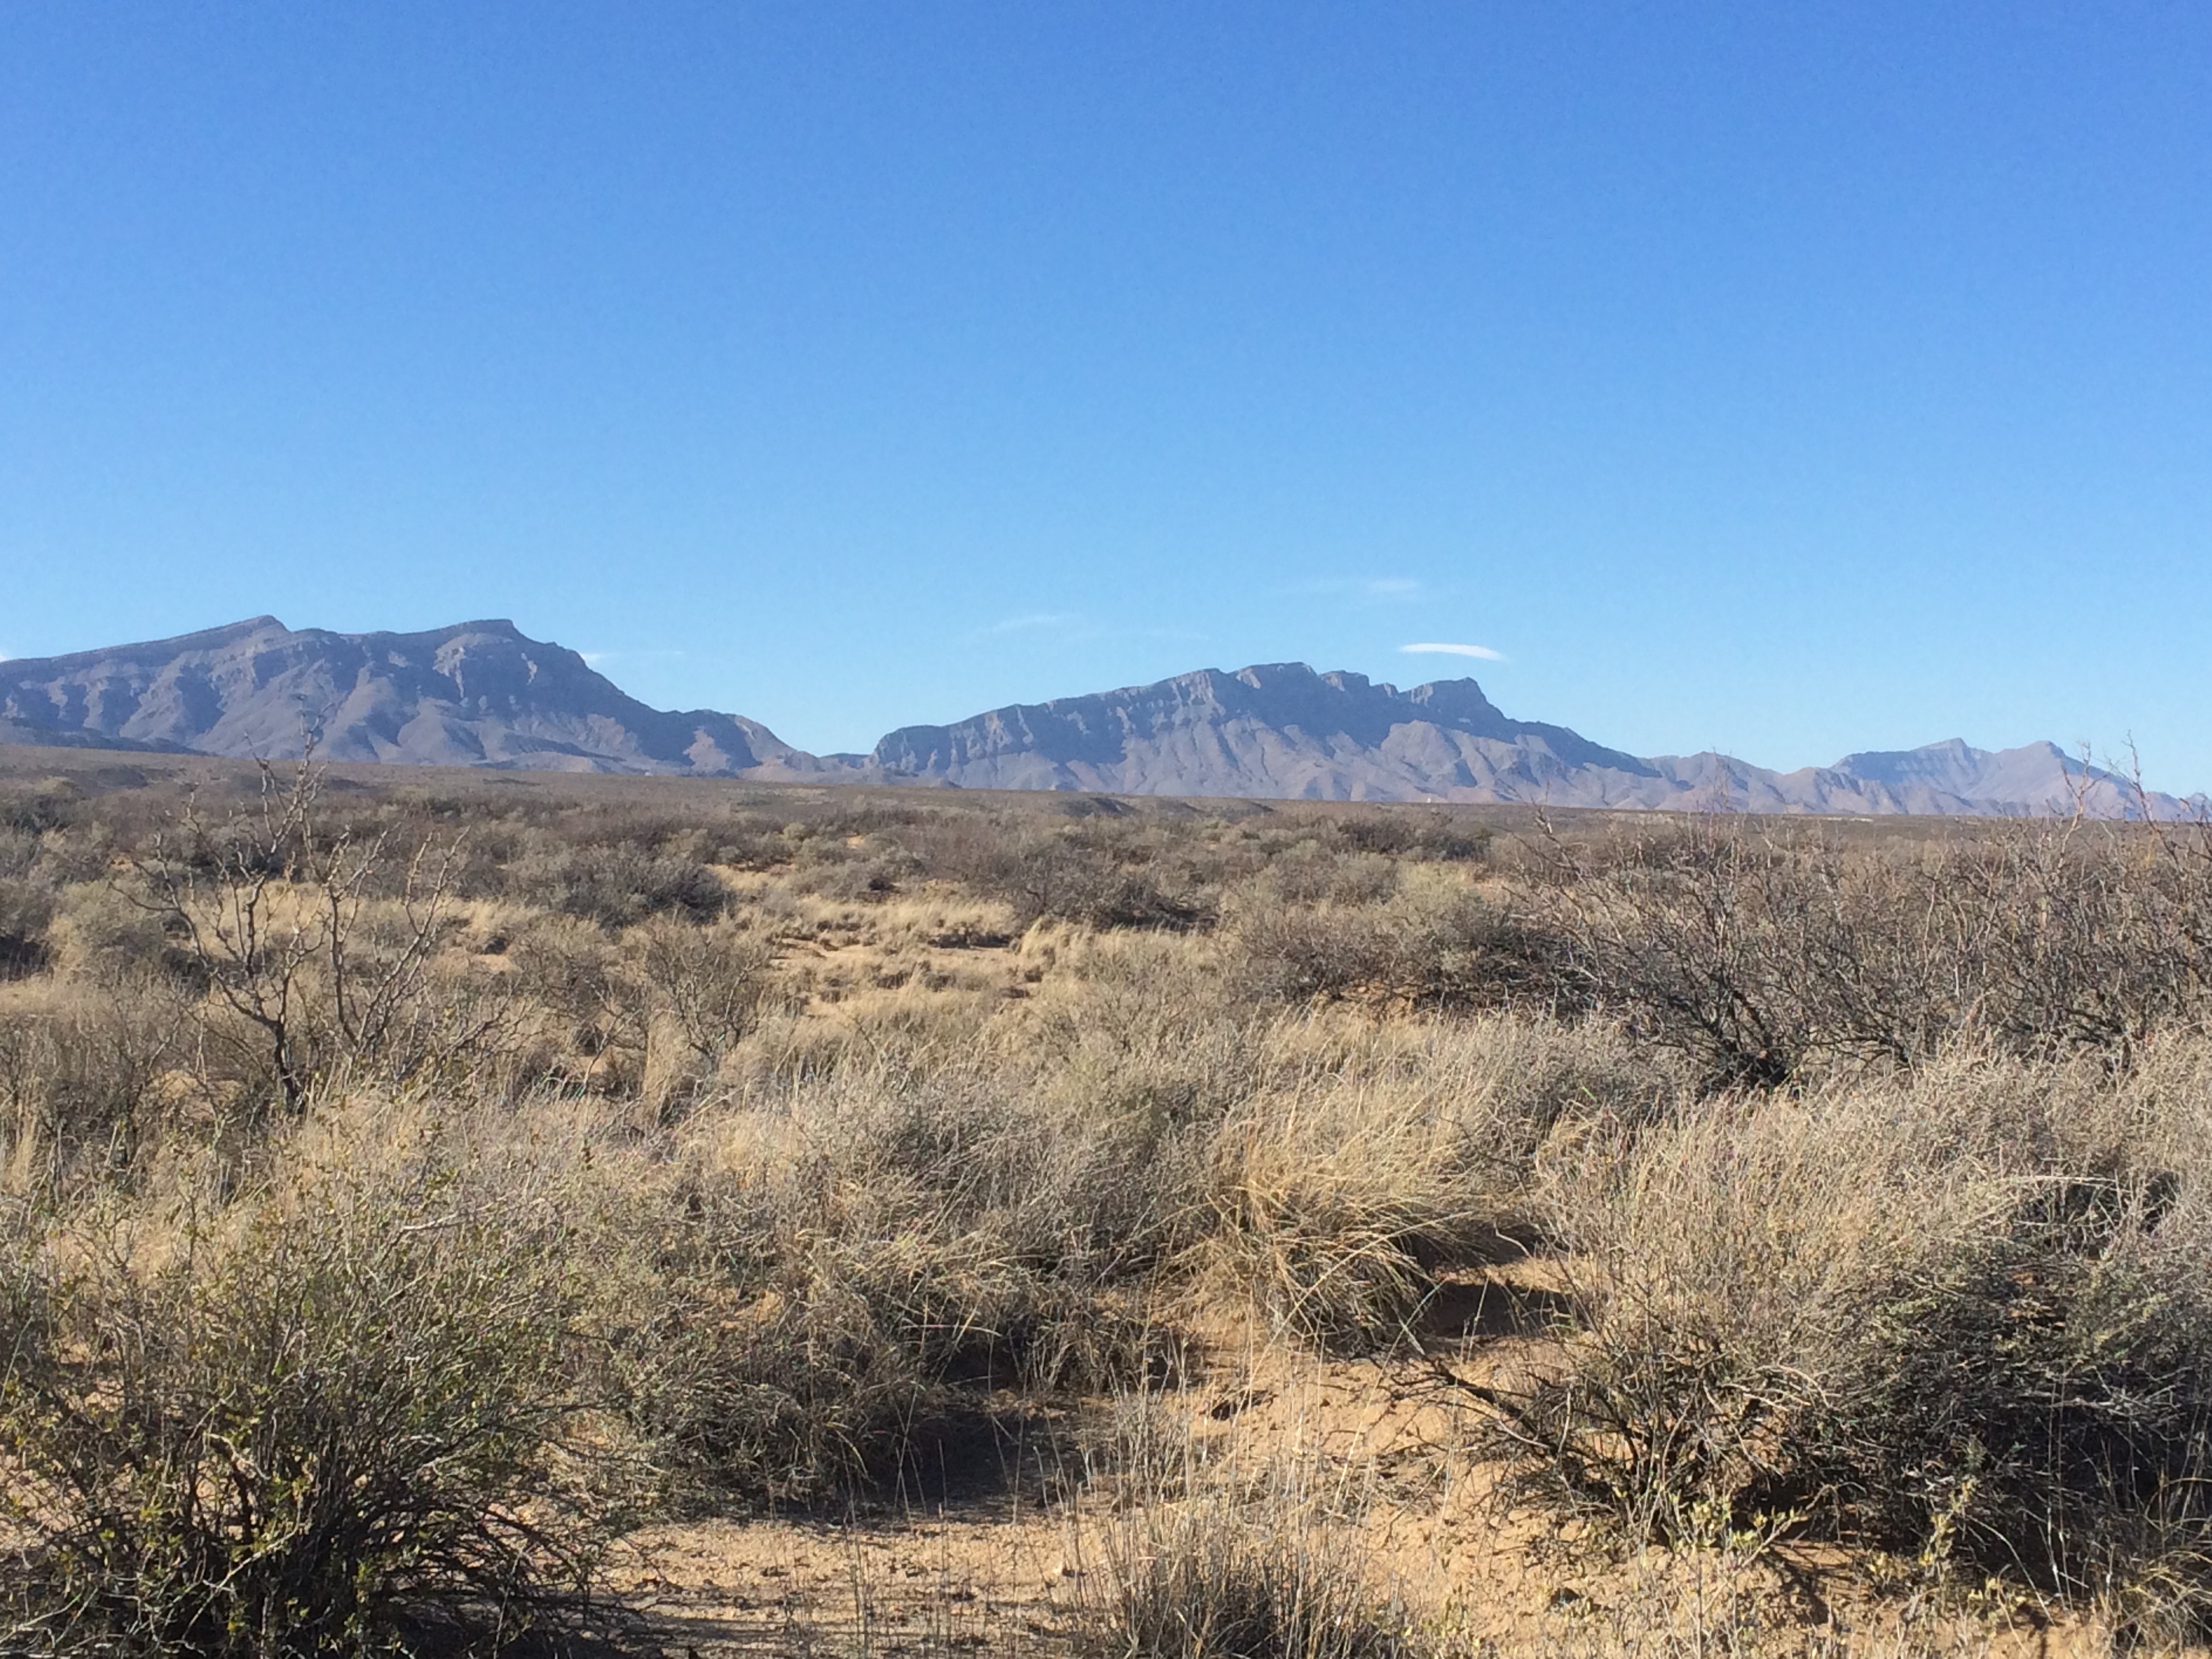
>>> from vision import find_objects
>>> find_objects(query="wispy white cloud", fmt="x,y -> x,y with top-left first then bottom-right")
1289,577 -> 1425,601
579,649 -> 684,668
982,612 -> 1077,636
1401,641 -> 1506,661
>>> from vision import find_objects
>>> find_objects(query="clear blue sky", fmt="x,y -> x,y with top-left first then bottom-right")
3,4 -> 2208,782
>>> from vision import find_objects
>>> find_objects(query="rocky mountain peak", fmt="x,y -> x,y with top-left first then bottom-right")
0,621 -> 2192,816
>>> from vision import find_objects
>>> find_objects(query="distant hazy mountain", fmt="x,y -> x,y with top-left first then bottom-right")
0,617 -> 817,776
0,620 -> 2188,817
868,663 -> 2190,819
870,664 -> 1653,798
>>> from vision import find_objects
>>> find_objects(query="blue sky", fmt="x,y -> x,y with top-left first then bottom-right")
3,4 -> 2209,782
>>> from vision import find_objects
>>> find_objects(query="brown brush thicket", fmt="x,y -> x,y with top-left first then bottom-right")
4,755 -> 2212,1653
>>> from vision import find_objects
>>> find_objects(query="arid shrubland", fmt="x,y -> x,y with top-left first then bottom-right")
12,758 -> 2212,1650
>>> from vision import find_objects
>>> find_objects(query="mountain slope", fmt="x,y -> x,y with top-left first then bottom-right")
0,617 -> 813,775
871,663 -> 1662,800
871,662 -> 2188,817
0,621 -> 2188,816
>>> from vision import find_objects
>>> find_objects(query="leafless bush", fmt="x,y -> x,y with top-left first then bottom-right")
1332,808 -> 1492,863
629,917 -> 776,1106
639,918 -> 773,1048
131,754 -> 467,1113
1541,812 -> 2212,1090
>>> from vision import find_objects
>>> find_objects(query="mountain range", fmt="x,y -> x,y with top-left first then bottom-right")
0,616 -> 2184,817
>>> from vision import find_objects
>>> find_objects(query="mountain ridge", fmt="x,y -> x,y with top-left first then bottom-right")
0,615 -> 817,777
865,661 -> 2182,817
0,618 -> 2188,817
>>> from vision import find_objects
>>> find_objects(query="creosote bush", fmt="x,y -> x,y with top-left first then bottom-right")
0,1153 -> 605,1658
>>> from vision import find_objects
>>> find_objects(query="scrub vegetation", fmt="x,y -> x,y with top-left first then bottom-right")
4,747 -> 2211,1655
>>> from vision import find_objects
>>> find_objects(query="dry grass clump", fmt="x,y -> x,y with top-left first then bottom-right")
1203,1015 -> 1660,1352
1481,1048 -> 2212,1629
1072,1404 -> 1423,1659
1076,1496 -> 1422,1659
598,1063 -> 1192,1509
1224,866 -> 1565,1014
0,977 -> 179,1197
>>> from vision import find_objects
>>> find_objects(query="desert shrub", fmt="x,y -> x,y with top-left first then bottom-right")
0,826 -> 41,878
43,880 -> 176,983
508,840 -> 726,929
0,828 -> 57,979
1227,869 -> 1569,1013
999,930 -> 1265,1127
1936,820 -> 2212,1059
506,920 -> 647,1091
0,781 -> 80,836
1333,809 -> 1492,863
632,917 -> 775,1067
926,822 -> 1211,932
123,760 -> 481,1117
0,981 -> 178,1199
1479,1057 -> 2212,1621
1539,823 -> 1931,1089
0,878 -> 56,979
1255,844 -> 1400,907
787,836 -> 921,901
0,1165 -> 605,1658
1544,815 -> 2212,1090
